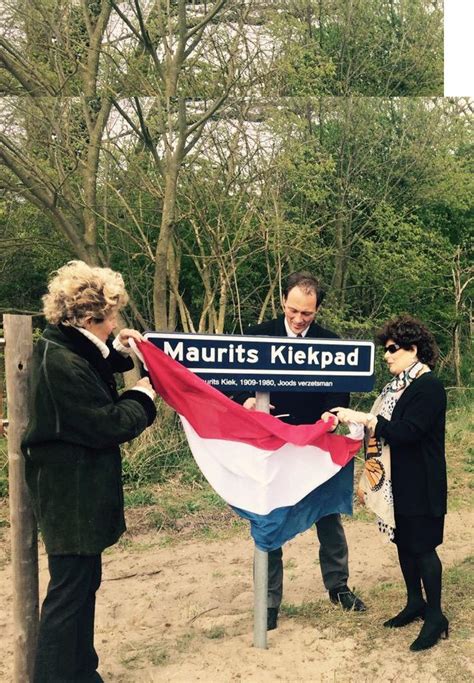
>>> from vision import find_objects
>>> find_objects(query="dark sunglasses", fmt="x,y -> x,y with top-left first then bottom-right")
384,343 -> 401,354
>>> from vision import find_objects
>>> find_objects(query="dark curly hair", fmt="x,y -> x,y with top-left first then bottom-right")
376,315 -> 439,369
284,271 -> 326,307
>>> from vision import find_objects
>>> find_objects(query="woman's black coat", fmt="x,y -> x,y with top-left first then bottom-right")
374,373 -> 447,517
22,325 -> 156,555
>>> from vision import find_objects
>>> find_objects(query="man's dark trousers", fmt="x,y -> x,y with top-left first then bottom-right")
34,554 -> 103,683
267,514 -> 349,608
237,315 -> 352,607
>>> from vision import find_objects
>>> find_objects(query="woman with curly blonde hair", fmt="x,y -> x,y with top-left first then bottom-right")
23,261 -> 157,682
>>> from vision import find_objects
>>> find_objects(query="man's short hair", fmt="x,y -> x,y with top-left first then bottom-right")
283,271 -> 326,307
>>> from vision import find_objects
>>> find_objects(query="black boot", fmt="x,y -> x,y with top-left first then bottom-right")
410,614 -> 449,651
267,607 -> 279,631
383,601 -> 427,628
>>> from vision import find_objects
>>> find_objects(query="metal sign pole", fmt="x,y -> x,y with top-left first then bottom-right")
253,391 -> 269,649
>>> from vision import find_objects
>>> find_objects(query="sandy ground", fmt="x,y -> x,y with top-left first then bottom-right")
0,511 -> 473,682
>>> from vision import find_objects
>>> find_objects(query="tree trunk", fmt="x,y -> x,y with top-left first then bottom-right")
153,159 -> 180,329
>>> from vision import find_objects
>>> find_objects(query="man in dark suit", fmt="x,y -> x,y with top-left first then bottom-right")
235,271 -> 366,630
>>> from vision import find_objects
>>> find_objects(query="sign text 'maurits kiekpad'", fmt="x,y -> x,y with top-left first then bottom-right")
145,332 -> 375,393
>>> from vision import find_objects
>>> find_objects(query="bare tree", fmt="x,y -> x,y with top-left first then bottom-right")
107,0 -> 268,328
1,1 -> 114,266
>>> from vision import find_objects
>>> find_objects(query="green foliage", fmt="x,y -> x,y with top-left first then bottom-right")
268,0 -> 443,96
120,642 -> 169,668
203,625 -> 226,640
267,8 -> 336,96
4,98 -> 471,378
0,198 -> 72,316
124,487 -> 156,508
445,389 -> 474,511
0,442 -> 8,498
150,648 -> 169,666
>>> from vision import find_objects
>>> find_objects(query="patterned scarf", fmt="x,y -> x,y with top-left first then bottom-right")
358,361 -> 429,540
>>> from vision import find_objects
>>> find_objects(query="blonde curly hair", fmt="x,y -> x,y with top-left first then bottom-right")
43,260 -> 129,326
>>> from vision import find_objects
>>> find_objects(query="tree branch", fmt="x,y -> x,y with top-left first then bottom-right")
0,39 -> 56,96
185,0 -> 227,41
133,96 -> 164,174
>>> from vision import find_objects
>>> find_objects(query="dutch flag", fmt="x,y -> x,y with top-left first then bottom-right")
137,341 -> 363,551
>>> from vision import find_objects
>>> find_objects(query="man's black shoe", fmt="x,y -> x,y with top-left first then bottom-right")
267,607 -> 279,630
329,586 -> 367,612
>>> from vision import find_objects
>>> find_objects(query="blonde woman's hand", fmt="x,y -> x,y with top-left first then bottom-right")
135,377 -> 153,391
117,328 -> 144,347
133,377 -> 156,401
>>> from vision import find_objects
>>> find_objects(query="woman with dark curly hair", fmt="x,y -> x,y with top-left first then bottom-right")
332,315 -> 448,652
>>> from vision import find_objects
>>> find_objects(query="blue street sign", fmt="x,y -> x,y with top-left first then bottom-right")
145,332 -> 375,393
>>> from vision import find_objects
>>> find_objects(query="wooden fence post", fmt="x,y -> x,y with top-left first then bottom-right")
4,314 -> 38,682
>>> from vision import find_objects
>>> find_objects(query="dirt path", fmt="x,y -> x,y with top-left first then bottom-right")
0,511 -> 472,682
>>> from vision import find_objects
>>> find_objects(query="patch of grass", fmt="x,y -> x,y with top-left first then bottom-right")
284,558 -> 297,570
158,534 -> 175,547
204,625 -> 226,639
350,503 -> 374,523
149,498 -> 196,531
0,441 -> 8,499
0,536 -> 10,570
113,535 -> 161,553
124,487 -> 156,508
279,598 -> 369,640
176,632 -> 195,653
280,602 -> 306,618
429,556 -> 474,681
120,642 -> 169,668
199,489 -> 228,509
122,478 -> 246,543
445,390 -> 474,512
0,495 -> 10,553
120,652 -> 140,667
149,648 -> 169,666
443,555 -> 474,633
279,555 -> 473,680
196,525 -> 220,541
150,510 -> 170,530
121,413 -> 204,487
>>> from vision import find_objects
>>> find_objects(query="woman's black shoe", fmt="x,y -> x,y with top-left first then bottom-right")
410,615 -> 449,651
383,602 -> 427,628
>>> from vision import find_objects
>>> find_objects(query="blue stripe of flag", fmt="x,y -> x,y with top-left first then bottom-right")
232,460 -> 354,551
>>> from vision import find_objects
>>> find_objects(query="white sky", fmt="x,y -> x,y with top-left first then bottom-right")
444,0 -> 474,96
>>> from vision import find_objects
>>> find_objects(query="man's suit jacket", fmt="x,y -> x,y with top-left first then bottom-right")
233,315 -> 350,425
